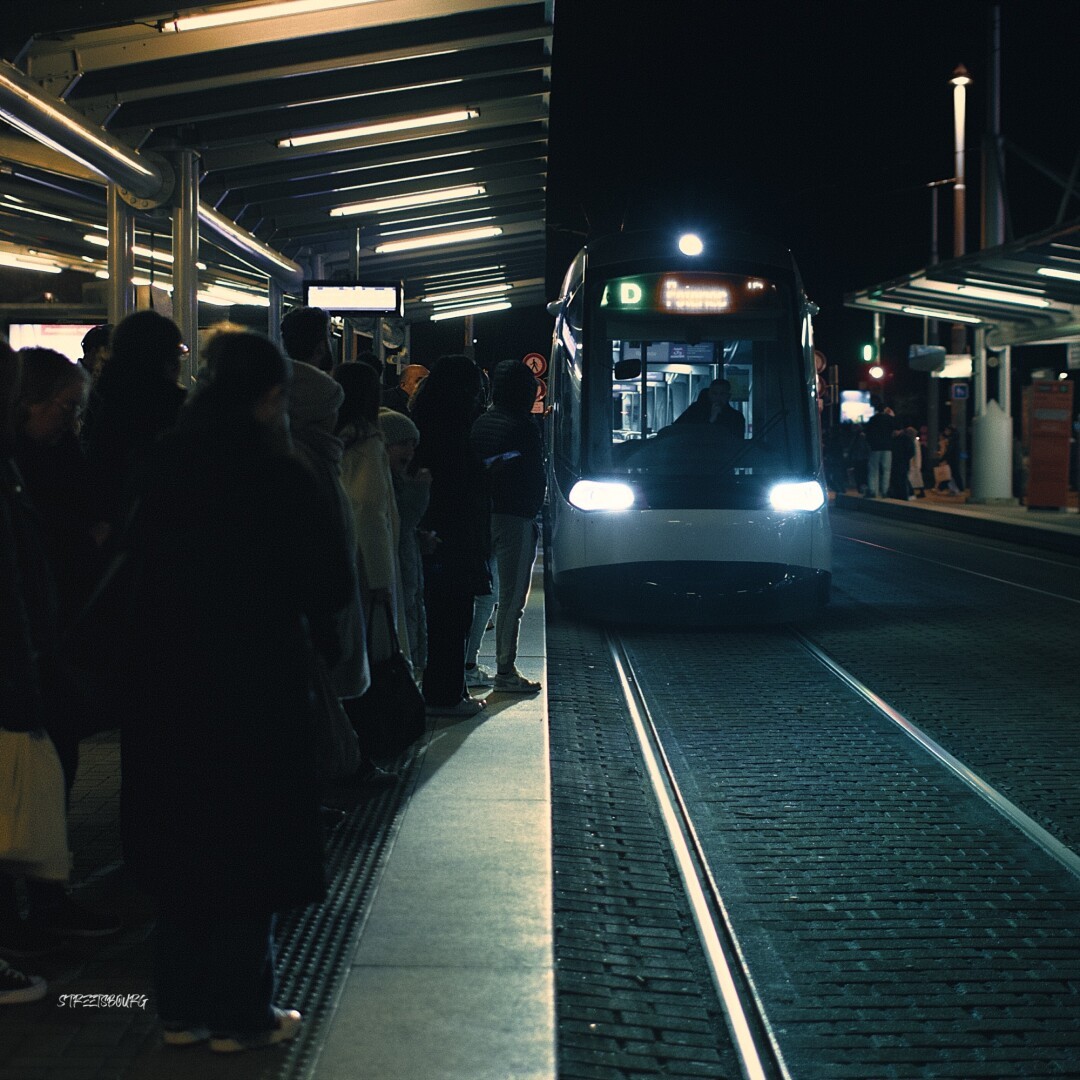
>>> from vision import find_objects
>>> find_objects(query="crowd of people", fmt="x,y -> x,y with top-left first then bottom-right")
823,400 -> 965,500
0,308 -> 545,1048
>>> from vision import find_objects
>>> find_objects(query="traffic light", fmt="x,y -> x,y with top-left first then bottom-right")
868,363 -> 886,381
861,343 -> 876,363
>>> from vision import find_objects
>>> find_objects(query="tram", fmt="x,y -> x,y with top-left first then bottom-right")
543,227 -> 831,624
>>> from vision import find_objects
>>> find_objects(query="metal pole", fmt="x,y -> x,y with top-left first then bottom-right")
172,149 -> 199,389
982,5 -> 1006,249
106,185 -> 135,327
950,65 -> 971,361
268,278 -> 284,346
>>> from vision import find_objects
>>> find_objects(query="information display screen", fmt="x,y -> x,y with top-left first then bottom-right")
304,281 -> 403,315
599,273 -> 778,316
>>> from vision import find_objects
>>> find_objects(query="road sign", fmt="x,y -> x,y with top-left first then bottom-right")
531,378 -> 547,414
951,382 -> 969,400
523,352 -> 547,376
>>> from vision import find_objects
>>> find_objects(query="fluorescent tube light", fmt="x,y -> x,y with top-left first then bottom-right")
901,305 -> 982,324
430,300 -> 511,321
1037,266 -> 1080,283
421,282 -> 511,303
914,279 -> 1051,308
280,109 -> 478,149
163,0 -> 378,32
330,183 -> 485,218
375,225 -> 502,255
0,251 -> 61,273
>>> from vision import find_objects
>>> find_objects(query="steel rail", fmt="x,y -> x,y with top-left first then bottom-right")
792,630 -> 1080,882
606,633 -> 790,1080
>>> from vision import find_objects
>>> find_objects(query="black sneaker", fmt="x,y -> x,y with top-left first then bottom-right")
0,958 -> 47,1005
34,893 -> 121,938
0,917 -> 57,959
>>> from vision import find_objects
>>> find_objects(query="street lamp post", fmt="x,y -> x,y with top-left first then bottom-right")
949,64 -> 972,486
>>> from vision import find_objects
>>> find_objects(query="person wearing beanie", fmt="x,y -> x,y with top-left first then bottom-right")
468,359 -> 544,695
378,407 -> 431,677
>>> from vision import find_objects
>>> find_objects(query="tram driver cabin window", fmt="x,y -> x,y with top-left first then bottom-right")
596,271 -> 808,479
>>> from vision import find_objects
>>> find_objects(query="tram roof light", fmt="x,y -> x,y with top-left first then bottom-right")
678,233 -> 704,257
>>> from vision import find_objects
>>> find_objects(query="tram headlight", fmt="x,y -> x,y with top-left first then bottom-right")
568,480 -> 635,512
769,480 -> 826,512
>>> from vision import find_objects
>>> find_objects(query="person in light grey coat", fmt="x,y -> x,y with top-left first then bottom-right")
288,361 -> 369,700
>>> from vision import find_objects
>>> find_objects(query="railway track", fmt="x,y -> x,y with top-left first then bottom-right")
600,626 -> 1080,1080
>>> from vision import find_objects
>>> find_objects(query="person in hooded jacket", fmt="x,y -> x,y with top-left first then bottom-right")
119,331 -> 352,1053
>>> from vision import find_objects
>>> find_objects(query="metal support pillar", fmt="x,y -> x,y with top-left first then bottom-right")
172,149 -> 199,388
106,185 -> 135,327
971,327 -> 1016,503
268,278 -> 284,346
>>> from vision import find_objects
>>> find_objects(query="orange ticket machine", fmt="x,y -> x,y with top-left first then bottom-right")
1024,380 -> 1074,509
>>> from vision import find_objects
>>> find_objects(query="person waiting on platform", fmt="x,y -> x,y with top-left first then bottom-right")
120,331 -> 352,1053
674,378 -> 746,439
470,360 -> 545,695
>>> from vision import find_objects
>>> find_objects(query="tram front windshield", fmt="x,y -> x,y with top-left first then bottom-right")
592,271 -> 811,482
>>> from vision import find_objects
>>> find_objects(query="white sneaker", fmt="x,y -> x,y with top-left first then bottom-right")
492,670 -> 542,694
209,1007 -> 302,1053
465,665 -> 494,688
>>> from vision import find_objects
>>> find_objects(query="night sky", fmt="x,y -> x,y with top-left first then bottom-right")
470,0 -> 1078,397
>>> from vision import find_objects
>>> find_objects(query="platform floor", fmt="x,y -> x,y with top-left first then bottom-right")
0,567 -> 552,1080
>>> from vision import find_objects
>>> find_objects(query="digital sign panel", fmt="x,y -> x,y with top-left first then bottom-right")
303,281 -> 403,316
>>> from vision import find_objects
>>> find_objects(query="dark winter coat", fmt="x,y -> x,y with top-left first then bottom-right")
119,414 -> 351,917
413,397 -> 490,597
84,365 -> 186,532
470,408 -> 545,519
0,456 -> 59,733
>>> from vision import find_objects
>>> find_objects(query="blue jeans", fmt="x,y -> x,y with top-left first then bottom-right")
867,450 -> 892,497
491,515 -> 539,673
154,912 -> 277,1035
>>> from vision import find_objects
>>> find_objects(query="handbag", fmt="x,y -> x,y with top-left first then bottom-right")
351,597 -> 426,762
313,655 -> 362,783
933,462 -> 953,484
0,728 -> 71,881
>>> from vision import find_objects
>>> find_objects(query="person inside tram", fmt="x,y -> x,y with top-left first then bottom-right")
673,378 -> 745,439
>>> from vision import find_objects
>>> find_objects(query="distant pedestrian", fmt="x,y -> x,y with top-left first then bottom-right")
863,401 -> 899,498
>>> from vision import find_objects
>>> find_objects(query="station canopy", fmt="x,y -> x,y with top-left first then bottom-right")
0,0 -> 552,322
846,217 -> 1080,348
